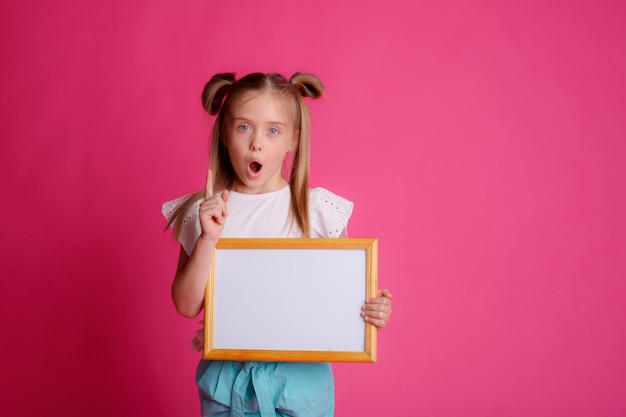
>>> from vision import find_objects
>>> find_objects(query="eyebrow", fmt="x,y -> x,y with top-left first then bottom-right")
231,116 -> 288,127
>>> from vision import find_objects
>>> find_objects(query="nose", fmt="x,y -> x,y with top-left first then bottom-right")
250,134 -> 262,151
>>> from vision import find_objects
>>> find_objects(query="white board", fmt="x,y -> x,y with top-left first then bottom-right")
203,238 -> 378,362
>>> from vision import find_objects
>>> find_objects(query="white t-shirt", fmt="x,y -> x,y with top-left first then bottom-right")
162,186 -> 354,256
221,186 -> 301,238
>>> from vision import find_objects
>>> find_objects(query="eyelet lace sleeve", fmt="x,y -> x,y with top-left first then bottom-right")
161,195 -> 202,256
309,187 -> 354,238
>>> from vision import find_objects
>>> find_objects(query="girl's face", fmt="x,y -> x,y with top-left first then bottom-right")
224,91 -> 297,194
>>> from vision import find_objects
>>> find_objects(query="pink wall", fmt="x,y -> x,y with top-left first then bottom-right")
1,1 -> 625,416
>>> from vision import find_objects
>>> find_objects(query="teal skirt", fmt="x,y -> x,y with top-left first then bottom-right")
196,360 -> 335,417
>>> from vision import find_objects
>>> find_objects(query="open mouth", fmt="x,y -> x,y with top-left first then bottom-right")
249,161 -> 262,173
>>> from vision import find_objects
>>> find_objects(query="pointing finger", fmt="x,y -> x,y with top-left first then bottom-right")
205,168 -> 213,199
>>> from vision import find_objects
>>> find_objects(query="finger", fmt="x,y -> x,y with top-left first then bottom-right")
369,317 -> 387,329
362,309 -> 392,321
364,296 -> 391,306
362,306 -> 390,316
218,189 -> 230,217
200,202 -> 228,224
205,168 -> 213,199
221,189 -> 230,204
362,311 -> 388,329
361,304 -> 386,315
377,288 -> 393,298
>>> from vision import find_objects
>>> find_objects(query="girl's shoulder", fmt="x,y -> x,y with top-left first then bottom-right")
162,194 -> 194,221
309,187 -> 354,238
162,193 -> 203,256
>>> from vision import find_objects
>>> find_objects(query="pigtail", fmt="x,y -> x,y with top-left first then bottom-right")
288,73 -> 324,238
202,73 -> 236,115
290,73 -> 324,99
167,73 -> 236,240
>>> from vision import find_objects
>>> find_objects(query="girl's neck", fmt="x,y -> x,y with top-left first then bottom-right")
230,177 -> 289,195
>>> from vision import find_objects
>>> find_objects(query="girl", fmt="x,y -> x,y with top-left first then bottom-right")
162,72 -> 392,417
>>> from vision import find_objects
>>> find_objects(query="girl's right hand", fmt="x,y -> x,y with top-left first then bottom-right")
198,169 -> 230,242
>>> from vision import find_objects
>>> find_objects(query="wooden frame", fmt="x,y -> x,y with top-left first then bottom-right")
203,238 -> 378,363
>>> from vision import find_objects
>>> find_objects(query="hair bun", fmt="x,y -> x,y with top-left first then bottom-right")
202,73 -> 237,115
290,73 -> 324,99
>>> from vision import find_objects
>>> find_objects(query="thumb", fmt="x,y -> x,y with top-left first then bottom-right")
378,289 -> 393,298
221,189 -> 230,204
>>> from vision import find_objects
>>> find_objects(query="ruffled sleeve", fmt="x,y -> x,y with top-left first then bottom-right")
161,195 -> 202,256
309,187 -> 354,238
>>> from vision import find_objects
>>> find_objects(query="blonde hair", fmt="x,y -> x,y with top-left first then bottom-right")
167,72 -> 324,239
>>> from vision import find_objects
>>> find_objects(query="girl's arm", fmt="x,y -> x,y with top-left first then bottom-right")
171,169 -> 229,318
171,235 -> 218,318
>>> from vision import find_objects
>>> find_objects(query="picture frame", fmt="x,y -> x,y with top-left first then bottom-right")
203,238 -> 378,363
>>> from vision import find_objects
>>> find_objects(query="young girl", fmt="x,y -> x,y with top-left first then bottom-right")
163,72 -> 392,417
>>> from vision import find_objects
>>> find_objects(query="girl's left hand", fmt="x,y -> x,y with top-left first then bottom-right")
361,289 -> 393,329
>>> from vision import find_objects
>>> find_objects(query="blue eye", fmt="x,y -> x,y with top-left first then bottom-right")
238,124 -> 250,132
268,127 -> 279,135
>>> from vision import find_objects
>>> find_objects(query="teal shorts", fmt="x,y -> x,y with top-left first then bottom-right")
196,360 -> 335,417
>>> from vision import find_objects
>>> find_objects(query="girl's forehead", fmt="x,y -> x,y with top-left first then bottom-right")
229,91 -> 296,122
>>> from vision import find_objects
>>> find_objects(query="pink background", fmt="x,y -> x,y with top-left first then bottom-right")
1,1 -> 625,416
